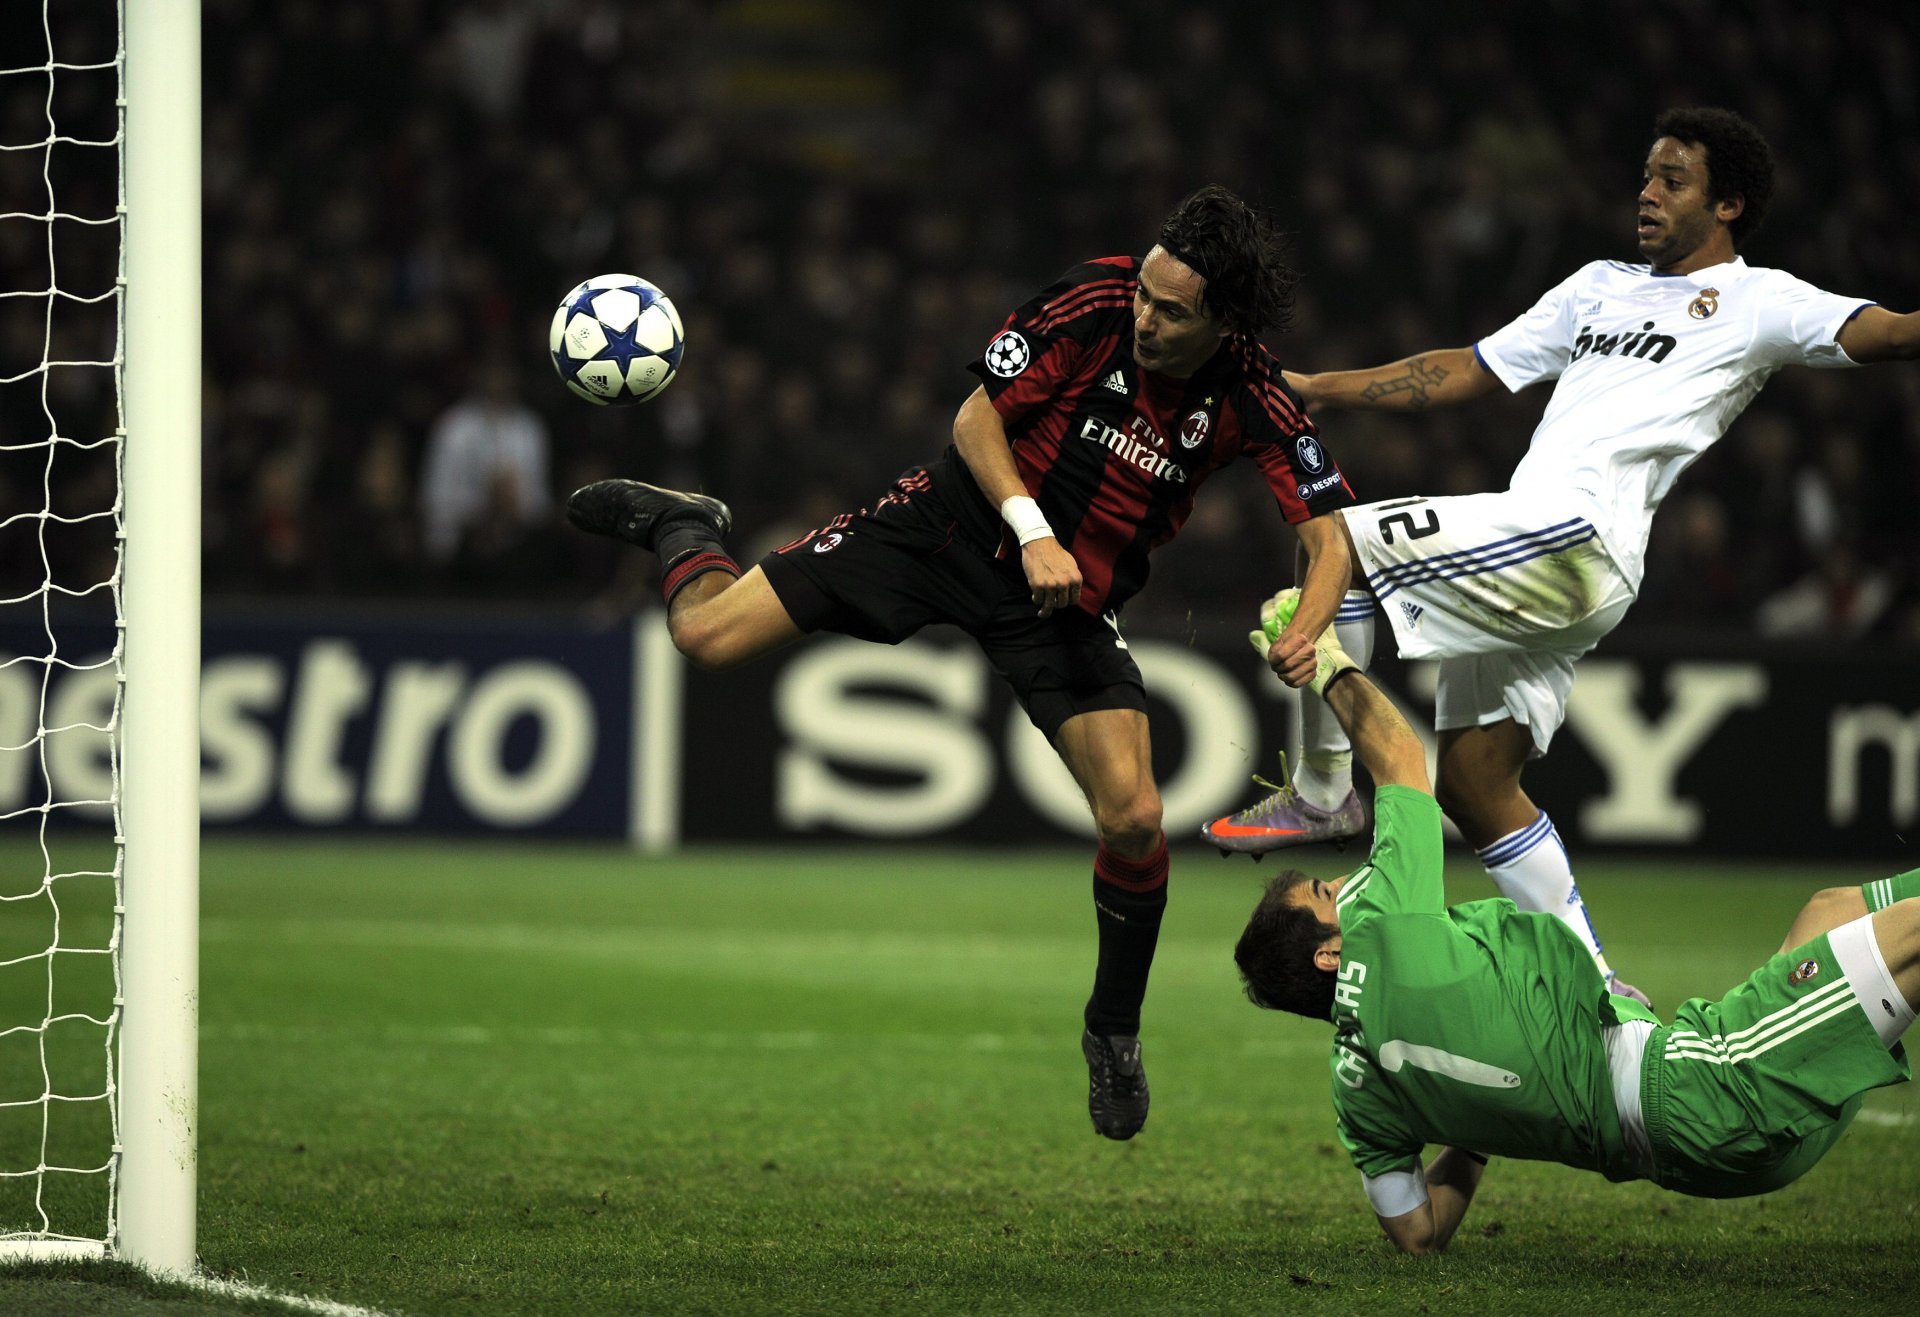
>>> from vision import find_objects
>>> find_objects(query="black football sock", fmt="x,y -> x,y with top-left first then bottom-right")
1084,837 -> 1169,1037
654,518 -> 727,572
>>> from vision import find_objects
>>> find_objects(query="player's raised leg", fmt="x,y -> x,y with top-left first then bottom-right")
1286,522 -> 1378,825
567,478 -> 804,668
1766,888 -> 1920,1056
1776,887 -> 1870,954
1200,752 -> 1369,855
1201,508 -> 1403,858
568,477 -> 732,566
664,567 -> 807,669
1054,705 -> 1166,1141
1777,869 -> 1920,956
1868,897 -> 1920,1034
1435,719 -> 1647,1005
1293,588 -> 1378,813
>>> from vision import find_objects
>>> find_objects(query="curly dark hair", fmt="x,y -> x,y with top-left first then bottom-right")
1234,870 -> 1339,1021
1155,185 -> 1298,336
1652,107 -> 1776,248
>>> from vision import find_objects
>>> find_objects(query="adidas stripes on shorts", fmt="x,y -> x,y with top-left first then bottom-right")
1637,915 -> 1911,1198
1344,490 -> 1636,754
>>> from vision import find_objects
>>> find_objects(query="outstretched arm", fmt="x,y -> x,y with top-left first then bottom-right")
1837,306 -> 1920,362
952,386 -> 1082,617
1322,666 -> 1431,795
1375,1148 -> 1487,1255
1287,347 -> 1502,412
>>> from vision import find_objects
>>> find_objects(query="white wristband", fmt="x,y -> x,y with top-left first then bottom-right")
1000,495 -> 1054,546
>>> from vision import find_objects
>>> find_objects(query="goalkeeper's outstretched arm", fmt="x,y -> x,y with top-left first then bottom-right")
1320,667 -> 1430,796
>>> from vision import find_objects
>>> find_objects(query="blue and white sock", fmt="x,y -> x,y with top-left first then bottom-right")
1478,810 -> 1615,976
1297,591 -> 1377,811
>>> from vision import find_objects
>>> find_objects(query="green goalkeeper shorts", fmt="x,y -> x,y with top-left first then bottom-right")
1639,924 -> 1910,1199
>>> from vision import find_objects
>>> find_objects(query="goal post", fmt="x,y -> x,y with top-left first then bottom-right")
1,0 -> 206,1275
0,0 -> 206,1273
116,0 -> 201,1277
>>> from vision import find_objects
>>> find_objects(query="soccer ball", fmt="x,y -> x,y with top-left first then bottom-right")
548,274 -> 685,406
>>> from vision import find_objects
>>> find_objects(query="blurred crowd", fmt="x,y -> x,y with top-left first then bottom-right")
5,0 -> 1919,644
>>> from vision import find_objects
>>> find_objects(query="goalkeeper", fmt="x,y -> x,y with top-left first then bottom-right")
1233,593 -> 1917,1254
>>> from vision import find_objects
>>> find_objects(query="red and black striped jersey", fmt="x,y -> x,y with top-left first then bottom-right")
942,255 -> 1354,615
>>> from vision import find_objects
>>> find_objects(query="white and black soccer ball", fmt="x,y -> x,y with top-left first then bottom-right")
548,274 -> 685,406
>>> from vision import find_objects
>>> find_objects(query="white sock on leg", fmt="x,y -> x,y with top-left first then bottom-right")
1297,591 -> 1376,811
1478,810 -> 1615,976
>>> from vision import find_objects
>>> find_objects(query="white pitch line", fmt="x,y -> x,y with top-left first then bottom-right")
1854,1108 -> 1915,1127
200,1022 -> 1330,1063
188,1273 -> 394,1317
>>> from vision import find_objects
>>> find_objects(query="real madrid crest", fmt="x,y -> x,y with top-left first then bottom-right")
1688,287 -> 1719,320
1788,957 -> 1820,986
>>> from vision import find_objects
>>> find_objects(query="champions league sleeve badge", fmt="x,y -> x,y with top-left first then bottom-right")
984,330 -> 1032,377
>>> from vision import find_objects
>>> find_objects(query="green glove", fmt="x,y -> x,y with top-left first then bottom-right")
1247,588 -> 1359,696
1246,589 -> 1301,657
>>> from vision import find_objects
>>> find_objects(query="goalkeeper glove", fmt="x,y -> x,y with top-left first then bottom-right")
1247,588 -> 1361,696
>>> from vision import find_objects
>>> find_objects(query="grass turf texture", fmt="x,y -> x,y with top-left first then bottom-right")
2,836 -> 1916,1315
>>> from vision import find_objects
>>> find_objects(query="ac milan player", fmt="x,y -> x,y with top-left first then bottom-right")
566,185 -> 1357,1140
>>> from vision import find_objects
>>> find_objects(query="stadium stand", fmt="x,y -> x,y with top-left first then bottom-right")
5,0 -> 1916,643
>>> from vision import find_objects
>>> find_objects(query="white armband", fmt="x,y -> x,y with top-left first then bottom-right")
1000,494 -> 1054,546
1362,1165 -> 1429,1219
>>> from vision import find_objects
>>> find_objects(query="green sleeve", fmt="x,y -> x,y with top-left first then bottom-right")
1333,1058 -> 1423,1179
1336,786 -> 1446,926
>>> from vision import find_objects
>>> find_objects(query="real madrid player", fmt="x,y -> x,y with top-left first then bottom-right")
1209,107 -> 1920,1003
1233,608 -> 1919,1254
567,186 -> 1359,1140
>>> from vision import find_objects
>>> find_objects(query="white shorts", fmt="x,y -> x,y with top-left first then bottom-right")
1433,649 -> 1576,757
1345,491 -> 1636,756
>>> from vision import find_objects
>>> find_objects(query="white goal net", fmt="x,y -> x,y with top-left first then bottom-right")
2,0 -> 200,1273
0,0 -> 128,1260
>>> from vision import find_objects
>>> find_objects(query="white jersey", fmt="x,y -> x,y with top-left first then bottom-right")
1475,257 -> 1871,589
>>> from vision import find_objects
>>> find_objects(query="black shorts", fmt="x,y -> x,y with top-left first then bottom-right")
759,468 -> 1146,741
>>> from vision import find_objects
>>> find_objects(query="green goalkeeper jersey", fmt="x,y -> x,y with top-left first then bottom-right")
1329,787 -> 1655,1184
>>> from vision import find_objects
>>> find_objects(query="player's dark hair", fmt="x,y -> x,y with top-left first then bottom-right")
1156,185 -> 1297,336
1234,870 -> 1338,1021
1652,107 -> 1775,247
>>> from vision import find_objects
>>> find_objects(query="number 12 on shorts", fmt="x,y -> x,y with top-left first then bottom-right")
1378,508 -> 1440,544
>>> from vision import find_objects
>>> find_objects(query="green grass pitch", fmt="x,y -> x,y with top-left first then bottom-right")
2,836 -> 1916,1314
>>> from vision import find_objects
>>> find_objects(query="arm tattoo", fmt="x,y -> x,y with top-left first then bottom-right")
1359,356 -> 1451,410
